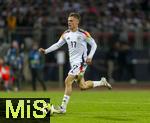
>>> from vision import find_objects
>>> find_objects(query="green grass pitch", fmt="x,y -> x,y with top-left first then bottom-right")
1,90 -> 150,123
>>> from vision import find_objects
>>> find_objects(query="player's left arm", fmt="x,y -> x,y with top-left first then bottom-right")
85,32 -> 97,64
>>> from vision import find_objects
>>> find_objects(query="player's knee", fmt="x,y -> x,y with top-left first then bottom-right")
79,84 -> 87,90
65,75 -> 76,87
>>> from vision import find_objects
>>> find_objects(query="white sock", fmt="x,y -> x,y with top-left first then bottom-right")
61,95 -> 70,109
93,80 -> 104,87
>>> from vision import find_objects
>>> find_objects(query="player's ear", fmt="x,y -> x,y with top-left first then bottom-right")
76,19 -> 79,24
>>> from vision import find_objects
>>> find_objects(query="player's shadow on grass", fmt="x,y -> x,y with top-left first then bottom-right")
93,116 -> 135,121
51,113 -> 135,122
67,113 -> 135,122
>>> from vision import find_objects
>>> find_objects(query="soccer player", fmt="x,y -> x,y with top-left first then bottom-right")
39,12 -> 112,113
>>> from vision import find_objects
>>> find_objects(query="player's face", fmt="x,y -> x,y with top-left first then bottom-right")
68,16 -> 79,31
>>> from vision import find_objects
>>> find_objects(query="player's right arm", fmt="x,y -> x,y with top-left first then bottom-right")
39,35 -> 66,54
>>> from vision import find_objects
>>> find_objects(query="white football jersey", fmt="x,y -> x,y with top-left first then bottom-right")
45,28 -> 97,65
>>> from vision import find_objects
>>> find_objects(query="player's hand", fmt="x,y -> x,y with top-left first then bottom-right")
86,58 -> 92,65
39,48 -> 45,54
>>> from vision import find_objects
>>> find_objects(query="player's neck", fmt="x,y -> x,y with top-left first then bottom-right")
70,27 -> 78,32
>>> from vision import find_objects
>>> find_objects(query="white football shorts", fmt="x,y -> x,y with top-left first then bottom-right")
68,62 -> 87,76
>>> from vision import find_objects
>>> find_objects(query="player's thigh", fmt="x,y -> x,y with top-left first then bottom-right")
65,74 -> 76,85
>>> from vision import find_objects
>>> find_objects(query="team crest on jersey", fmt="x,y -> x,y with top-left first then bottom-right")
67,37 -> 70,40
77,36 -> 82,41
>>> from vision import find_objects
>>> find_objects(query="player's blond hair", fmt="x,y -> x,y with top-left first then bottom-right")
69,12 -> 81,21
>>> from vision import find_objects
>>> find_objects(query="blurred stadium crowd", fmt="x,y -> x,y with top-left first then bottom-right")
0,0 -> 149,91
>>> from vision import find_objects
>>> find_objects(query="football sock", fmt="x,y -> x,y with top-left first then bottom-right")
93,81 -> 103,87
61,95 -> 70,109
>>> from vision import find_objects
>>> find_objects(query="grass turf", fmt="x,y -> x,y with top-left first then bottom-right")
1,90 -> 150,123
